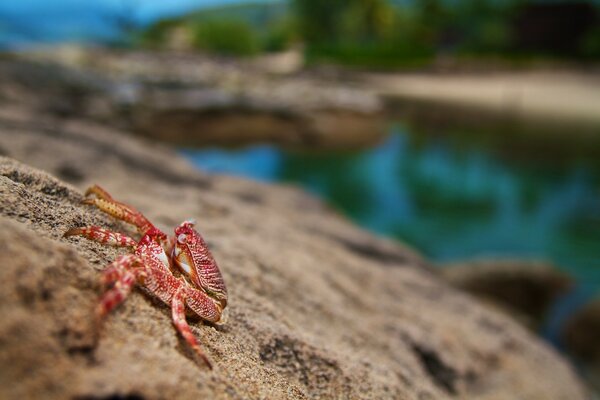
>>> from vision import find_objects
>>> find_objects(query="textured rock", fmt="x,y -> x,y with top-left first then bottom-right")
0,102 -> 588,399
442,259 -> 574,329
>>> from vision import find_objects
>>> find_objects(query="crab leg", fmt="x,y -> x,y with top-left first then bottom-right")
97,270 -> 138,319
64,226 -> 137,247
172,286 -> 213,369
85,184 -> 115,201
100,254 -> 140,287
82,185 -> 154,234
96,255 -> 146,319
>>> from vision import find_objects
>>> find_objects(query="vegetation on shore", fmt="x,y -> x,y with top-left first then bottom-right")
134,0 -> 600,68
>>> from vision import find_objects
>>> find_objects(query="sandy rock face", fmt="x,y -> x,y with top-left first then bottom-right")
0,108 -> 589,399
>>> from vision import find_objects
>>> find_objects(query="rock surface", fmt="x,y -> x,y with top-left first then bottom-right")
442,259 -> 574,330
0,100 -> 588,399
14,48 -> 385,149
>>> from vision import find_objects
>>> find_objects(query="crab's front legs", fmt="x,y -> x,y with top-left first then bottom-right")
82,184 -> 155,235
64,226 -> 137,248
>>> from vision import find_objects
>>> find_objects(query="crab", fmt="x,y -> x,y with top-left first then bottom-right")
64,184 -> 227,369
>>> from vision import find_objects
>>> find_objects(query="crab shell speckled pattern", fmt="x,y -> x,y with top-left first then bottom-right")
173,221 -> 228,309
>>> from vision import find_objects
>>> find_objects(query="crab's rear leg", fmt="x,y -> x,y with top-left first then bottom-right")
64,226 -> 137,248
99,253 -> 140,288
98,269 -> 139,320
172,286 -> 213,369
96,255 -> 145,318
82,184 -> 154,234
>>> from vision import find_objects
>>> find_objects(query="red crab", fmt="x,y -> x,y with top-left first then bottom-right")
64,184 -> 227,368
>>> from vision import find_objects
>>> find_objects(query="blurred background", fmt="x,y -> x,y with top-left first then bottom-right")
1,0 -> 600,392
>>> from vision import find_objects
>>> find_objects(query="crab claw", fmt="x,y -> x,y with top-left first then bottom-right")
172,221 -> 228,310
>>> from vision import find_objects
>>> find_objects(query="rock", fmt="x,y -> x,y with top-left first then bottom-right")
15,47 -> 385,150
441,259 -> 574,329
563,299 -> 600,393
0,55 -> 111,119
129,90 -> 386,149
0,103 -> 588,398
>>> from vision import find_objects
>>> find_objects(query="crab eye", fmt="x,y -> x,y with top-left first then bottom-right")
177,233 -> 187,244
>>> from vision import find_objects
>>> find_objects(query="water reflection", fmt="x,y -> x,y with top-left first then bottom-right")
182,125 -> 600,289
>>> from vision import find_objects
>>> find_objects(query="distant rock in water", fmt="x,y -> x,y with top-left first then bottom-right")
563,299 -> 600,393
441,259 -> 574,330
0,82 -> 589,398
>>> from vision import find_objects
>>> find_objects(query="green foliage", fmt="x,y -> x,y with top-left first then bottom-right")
295,0 -> 437,68
261,16 -> 297,52
136,18 -> 182,48
136,0 -> 600,67
293,0 -> 397,45
292,0 -> 347,45
306,44 -> 432,69
340,0 -> 397,42
136,1 -> 291,55
293,0 -> 433,68
580,25 -> 600,59
190,19 -> 260,56
449,0 -> 517,54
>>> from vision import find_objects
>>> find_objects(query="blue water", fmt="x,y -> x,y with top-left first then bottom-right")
0,0 -> 271,49
182,125 -> 600,292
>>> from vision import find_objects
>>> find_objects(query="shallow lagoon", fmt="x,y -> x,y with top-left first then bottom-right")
182,124 -> 600,295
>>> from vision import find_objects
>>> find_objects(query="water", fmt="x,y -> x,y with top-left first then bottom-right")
181,124 -> 600,291
0,0 -> 263,49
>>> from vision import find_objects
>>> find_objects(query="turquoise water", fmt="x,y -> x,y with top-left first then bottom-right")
181,125 -> 600,291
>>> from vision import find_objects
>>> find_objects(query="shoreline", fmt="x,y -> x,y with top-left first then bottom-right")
361,70 -> 600,128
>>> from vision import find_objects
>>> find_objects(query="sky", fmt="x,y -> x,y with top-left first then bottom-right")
0,0 -> 278,48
